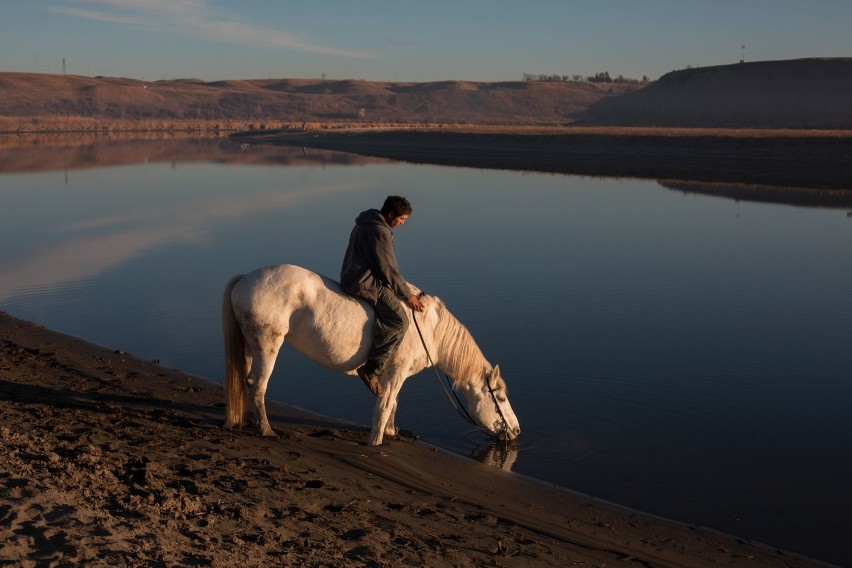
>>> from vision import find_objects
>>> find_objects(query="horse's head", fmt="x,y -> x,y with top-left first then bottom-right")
460,365 -> 520,441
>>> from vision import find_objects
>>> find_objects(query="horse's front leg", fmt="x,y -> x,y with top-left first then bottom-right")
368,372 -> 405,446
384,399 -> 398,438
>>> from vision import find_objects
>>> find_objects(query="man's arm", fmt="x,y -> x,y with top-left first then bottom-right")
371,228 -> 413,300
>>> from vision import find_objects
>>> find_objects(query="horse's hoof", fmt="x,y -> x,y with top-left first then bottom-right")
259,427 -> 278,437
366,434 -> 383,446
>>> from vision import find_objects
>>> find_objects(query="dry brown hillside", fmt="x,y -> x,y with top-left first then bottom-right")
0,73 -> 638,131
583,58 -> 852,129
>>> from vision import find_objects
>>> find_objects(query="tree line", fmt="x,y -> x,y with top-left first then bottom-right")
522,72 -> 650,84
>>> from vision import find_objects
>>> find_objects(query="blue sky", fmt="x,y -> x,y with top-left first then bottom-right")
2,0 -> 851,83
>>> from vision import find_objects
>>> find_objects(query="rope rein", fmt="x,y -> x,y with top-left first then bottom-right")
411,308 -> 509,437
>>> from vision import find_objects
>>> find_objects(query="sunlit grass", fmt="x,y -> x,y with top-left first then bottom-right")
3,115 -> 852,140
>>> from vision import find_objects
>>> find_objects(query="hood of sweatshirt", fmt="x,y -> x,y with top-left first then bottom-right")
355,209 -> 389,228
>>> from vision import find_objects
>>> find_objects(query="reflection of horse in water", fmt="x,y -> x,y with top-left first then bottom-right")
473,441 -> 520,471
222,264 -> 521,446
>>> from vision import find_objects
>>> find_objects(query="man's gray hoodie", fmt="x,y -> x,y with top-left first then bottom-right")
340,209 -> 413,304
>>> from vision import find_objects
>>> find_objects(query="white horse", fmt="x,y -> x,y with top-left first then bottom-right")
222,264 -> 520,446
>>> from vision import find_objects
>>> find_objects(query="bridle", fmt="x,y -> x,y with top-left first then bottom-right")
411,308 -> 511,440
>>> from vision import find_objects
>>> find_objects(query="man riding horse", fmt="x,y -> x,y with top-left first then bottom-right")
340,196 -> 425,396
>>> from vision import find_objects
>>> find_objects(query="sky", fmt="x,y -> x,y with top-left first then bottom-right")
1,0 -> 851,83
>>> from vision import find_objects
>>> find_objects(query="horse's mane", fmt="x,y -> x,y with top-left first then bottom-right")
429,297 -> 487,387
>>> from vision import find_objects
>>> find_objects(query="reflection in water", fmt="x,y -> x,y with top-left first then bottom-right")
0,134 -> 391,174
659,179 -> 852,209
0,180 -> 367,302
0,135 -> 393,303
472,440 -> 520,471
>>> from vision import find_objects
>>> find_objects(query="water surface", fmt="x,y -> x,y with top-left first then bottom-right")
2,136 -> 851,565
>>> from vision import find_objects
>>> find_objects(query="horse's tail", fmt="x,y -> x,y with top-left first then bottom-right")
222,274 -> 248,428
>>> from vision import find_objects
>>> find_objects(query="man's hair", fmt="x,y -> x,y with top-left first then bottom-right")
380,195 -> 412,218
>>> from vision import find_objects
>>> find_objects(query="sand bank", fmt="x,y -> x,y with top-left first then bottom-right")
0,312 -> 833,567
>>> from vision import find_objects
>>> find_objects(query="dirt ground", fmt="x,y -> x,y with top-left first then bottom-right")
0,312 -> 834,567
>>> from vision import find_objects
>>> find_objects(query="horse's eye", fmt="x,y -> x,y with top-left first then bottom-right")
497,395 -> 506,403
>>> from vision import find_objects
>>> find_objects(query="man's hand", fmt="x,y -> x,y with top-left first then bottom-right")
407,294 -> 425,312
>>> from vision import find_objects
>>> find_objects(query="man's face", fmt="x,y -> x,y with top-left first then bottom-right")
388,213 -> 409,228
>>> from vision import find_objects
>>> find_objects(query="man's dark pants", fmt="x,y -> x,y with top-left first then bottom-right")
361,286 -> 409,378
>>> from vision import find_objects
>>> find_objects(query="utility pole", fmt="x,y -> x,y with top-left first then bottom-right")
62,57 -> 66,74
740,45 -> 746,64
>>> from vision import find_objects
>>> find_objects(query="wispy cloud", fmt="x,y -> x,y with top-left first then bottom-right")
49,0 -> 375,58
49,6 -> 149,26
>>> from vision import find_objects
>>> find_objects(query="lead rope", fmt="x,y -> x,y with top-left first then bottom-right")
411,309 -> 480,428
411,308 -> 509,437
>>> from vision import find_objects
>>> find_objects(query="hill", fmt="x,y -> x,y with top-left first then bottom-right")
0,73 -> 639,131
583,58 -> 852,129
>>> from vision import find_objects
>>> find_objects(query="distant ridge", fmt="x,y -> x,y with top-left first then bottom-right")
583,58 -> 852,129
0,73 -> 637,129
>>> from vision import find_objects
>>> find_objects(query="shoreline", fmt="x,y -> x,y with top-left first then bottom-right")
0,311 -> 835,567
241,127 -> 852,192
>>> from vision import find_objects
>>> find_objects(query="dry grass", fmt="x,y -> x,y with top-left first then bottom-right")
7,115 -> 852,140
311,124 -> 852,139
558,126 -> 852,138
0,116 -> 302,134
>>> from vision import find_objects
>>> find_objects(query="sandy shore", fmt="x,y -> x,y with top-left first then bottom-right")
242,127 -> 852,194
0,311 -> 835,567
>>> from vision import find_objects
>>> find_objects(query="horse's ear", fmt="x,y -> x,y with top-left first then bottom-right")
490,364 -> 500,378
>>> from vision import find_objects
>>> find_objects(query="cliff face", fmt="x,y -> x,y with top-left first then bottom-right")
583,58 -> 852,129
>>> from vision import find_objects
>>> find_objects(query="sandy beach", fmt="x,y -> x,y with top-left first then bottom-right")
0,311 -> 834,567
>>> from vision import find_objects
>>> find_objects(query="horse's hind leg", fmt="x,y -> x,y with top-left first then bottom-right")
245,338 -> 284,437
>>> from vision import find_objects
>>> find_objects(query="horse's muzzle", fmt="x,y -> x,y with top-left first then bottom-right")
496,425 -> 521,441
